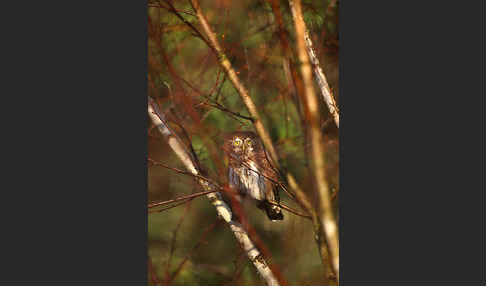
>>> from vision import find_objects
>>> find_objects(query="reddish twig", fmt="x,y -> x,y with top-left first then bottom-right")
148,200 -> 192,214
164,201 -> 193,284
148,158 -> 219,188
148,256 -> 162,286
168,221 -> 219,283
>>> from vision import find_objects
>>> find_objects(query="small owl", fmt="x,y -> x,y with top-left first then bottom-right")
223,131 -> 283,221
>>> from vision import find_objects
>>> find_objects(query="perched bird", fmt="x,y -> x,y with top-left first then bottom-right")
223,131 -> 283,221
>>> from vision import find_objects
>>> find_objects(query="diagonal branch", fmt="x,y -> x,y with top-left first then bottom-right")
164,2 -> 338,283
148,200 -> 191,214
188,0 -> 279,166
148,157 -> 221,187
148,97 -> 281,286
184,2 -> 336,282
149,158 -> 309,220
148,190 -> 218,209
188,0 -> 315,226
304,29 -> 339,128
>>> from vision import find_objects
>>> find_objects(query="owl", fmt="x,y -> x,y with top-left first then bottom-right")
223,131 -> 284,221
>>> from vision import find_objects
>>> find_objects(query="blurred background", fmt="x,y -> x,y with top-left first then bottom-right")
148,0 -> 339,285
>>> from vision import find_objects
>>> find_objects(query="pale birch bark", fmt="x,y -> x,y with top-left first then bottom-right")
288,0 -> 339,282
182,1 -> 336,282
304,31 -> 339,127
148,97 -> 280,286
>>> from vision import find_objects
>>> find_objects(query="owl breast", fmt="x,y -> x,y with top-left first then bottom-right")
229,161 -> 266,201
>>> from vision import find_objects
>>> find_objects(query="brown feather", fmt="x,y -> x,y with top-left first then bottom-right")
224,131 -> 283,221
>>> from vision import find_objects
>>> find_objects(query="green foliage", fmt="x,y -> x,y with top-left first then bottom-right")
303,10 -> 325,29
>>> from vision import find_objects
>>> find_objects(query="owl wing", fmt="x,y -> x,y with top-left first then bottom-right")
257,148 -> 280,203
256,148 -> 284,220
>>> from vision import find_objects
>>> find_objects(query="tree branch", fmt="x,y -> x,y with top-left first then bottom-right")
188,0 -> 315,231
188,0 -> 279,166
184,3 -> 336,282
148,190 -> 218,209
304,28 -> 339,128
289,0 -> 339,282
148,97 -> 281,286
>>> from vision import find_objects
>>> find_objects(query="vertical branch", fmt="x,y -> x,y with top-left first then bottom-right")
185,3 -> 334,281
288,0 -> 339,282
280,0 -> 339,128
162,1 -> 338,282
148,97 -> 281,286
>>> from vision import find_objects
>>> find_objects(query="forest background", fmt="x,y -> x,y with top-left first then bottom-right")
148,0 -> 339,285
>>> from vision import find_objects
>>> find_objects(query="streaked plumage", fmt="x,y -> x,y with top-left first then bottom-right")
223,131 -> 283,221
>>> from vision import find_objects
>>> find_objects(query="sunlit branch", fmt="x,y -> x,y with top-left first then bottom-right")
289,0 -> 339,282
304,30 -> 339,128
188,0 -> 316,232
148,97 -> 281,286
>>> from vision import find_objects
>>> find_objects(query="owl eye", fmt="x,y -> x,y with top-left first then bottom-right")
233,138 -> 242,146
246,140 -> 252,146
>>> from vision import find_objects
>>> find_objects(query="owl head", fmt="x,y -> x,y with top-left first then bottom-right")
223,131 -> 262,159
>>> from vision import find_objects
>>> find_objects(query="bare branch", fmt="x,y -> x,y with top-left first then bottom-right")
148,200 -> 192,214
289,0 -> 339,281
148,190 -> 219,209
304,30 -> 339,127
148,256 -> 162,286
168,221 -> 219,284
160,0 -> 213,50
188,0 -> 279,166
198,101 -> 254,122
148,97 -> 281,286
148,158 -> 220,187
156,1 -> 339,283
188,0 -> 316,232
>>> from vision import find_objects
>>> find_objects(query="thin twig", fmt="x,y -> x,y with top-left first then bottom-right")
266,201 -> 311,220
149,200 -> 192,214
168,221 -> 218,283
165,201 -> 192,284
188,0 -> 279,165
188,0 -> 315,224
148,256 -> 162,286
149,2 -> 197,17
148,190 -> 219,209
148,97 -> 281,286
183,6 -> 327,284
198,101 -> 254,122
148,158 -> 220,187
160,0 -> 214,50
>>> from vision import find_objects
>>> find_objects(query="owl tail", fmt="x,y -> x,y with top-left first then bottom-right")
262,201 -> 284,221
